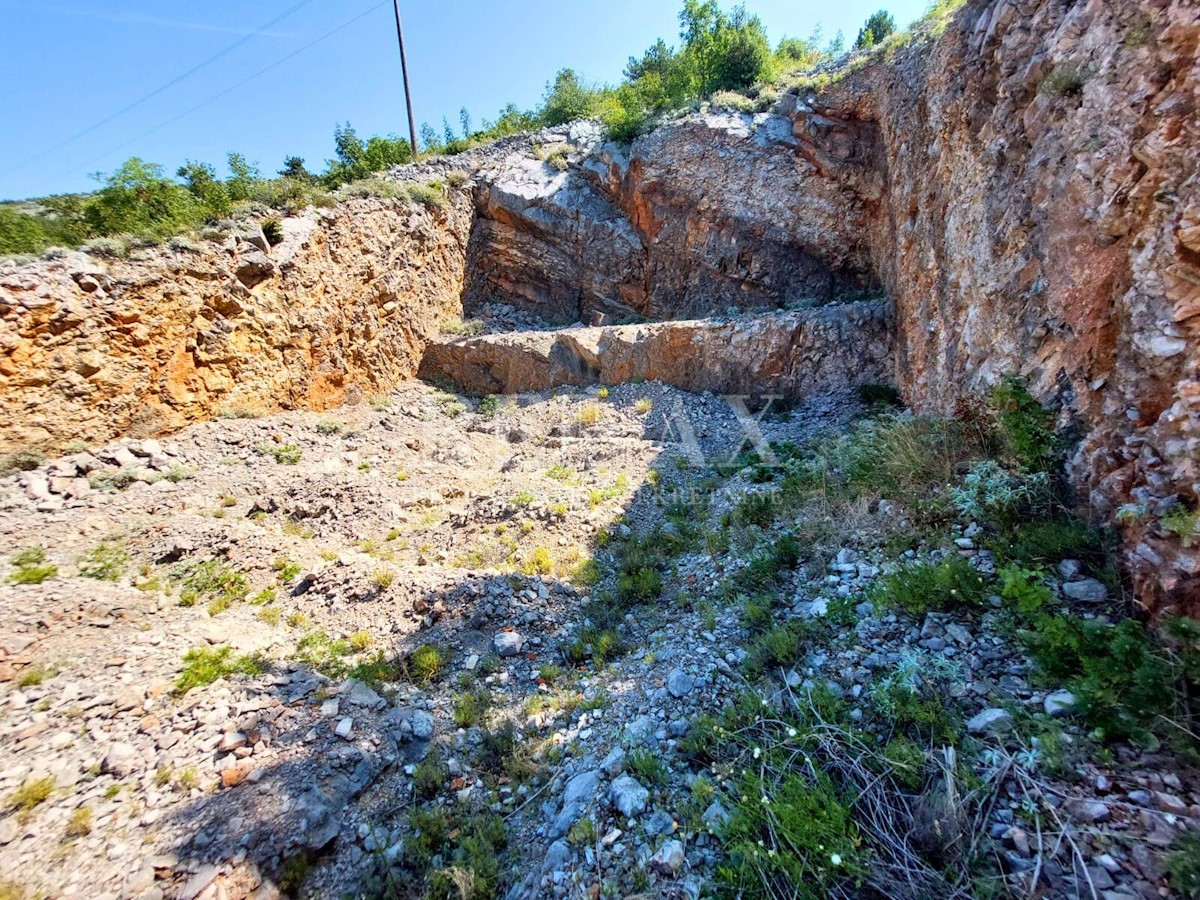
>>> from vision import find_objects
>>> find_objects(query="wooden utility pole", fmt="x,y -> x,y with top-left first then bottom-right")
392,0 -> 419,161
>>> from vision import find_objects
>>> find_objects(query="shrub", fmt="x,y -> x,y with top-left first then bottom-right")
627,747 -> 668,786
173,647 -> 264,694
1040,65 -> 1088,97
616,566 -> 662,603
77,542 -> 128,581
7,548 -> 57,585
408,182 -> 446,209
407,644 -> 444,686
0,207 -> 49,255
261,217 -> 284,245
734,491 -> 777,527
855,10 -> 896,48
83,236 -> 129,258
719,769 -> 867,899
268,443 -> 302,465
441,317 -> 486,337
949,459 -> 1050,526
453,688 -> 492,728
1021,613 -> 1200,746
84,158 -> 205,239
477,394 -> 503,416
856,383 -> 902,408
989,377 -> 1058,471
64,805 -> 93,838
743,621 -> 811,681
868,555 -> 987,614
0,449 -> 44,476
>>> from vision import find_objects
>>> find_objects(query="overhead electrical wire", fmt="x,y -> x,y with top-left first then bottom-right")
68,1 -> 389,175
1,0 -> 317,178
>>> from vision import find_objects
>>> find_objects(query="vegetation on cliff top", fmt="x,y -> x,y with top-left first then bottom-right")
1,2 -> 952,259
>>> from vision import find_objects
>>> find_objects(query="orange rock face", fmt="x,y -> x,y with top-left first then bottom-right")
0,194 -> 473,453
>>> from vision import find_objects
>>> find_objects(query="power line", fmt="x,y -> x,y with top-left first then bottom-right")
69,1 -> 389,176
0,0 -> 317,178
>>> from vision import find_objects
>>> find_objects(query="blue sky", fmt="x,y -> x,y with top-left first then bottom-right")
0,0 -> 931,200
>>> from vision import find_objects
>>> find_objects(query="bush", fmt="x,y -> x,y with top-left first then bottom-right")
989,377 -> 1059,471
84,158 -> 205,240
7,548 -> 57,585
1168,833 -> 1200,899
0,207 -> 48,256
949,460 -> 1050,526
868,555 -> 987,614
719,769 -> 867,899
1021,612 -> 1200,746
175,647 -> 265,694
261,217 -> 284,246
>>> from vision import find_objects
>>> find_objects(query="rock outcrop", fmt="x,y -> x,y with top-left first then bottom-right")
0,194 -> 473,451
420,301 -> 892,397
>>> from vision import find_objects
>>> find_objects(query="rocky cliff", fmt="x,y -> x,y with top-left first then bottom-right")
0,193 -> 473,451
457,0 -> 1199,612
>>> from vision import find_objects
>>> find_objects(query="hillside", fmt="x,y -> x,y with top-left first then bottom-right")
0,1 -> 1198,898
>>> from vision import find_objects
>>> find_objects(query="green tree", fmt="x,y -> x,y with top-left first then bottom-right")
38,195 -> 90,247
0,207 -> 48,255
676,1 -> 771,96
540,69 -> 605,126
225,152 -> 261,202
322,124 -> 411,185
279,156 -> 314,182
176,160 -> 231,216
459,107 -> 472,139
83,158 -> 203,238
855,10 -> 896,48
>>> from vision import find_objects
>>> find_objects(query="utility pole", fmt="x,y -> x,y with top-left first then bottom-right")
392,0 -> 419,162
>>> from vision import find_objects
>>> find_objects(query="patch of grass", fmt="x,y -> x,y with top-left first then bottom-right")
347,651 -> 401,689
7,776 -> 55,814
251,587 -> 277,605
413,749 -> 448,799
1163,505 -> 1200,548
64,805 -> 93,838
278,851 -> 312,895
634,398 -> 653,415
293,631 -> 353,678
878,736 -> 927,791
511,490 -> 535,508
286,610 -> 310,629
867,555 -> 987,614
315,420 -> 341,435
273,557 -> 302,582
257,607 -> 281,626
17,663 -> 55,688
545,464 -> 574,482
406,644 -> 444,686
719,769 -> 867,899
453,688 -> 492,728
1168,833 -> 1200,899
77,541 -> 128,581
989,517 -> 1114,570
567,817 -> 597,848
175,646 -> 266,695
743,621 -> 812,682
281,519 -> 314,539
734,491 -> 778,527
565,625 -> 623,667
627,747 -> 668,786
520,546 -> 555,577
178,559 -> 249,610
576,403 -> 602,427
7,547 -> 57,585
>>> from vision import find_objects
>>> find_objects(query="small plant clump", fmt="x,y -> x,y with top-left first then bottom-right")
77,542 -> 129,581
868,555 -> 987,614
175,647 -> 266,695
7,547 -> 57,585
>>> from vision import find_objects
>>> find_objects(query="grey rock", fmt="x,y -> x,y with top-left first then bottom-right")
610,775 -> 649,817
563,769 -> 600,807
702,801 -> 729,829
346,679 -> 385,709
1043,690 -> 1078,717
1062,579 -> 1108,603
102,741 -> 141,777
411,710 -> 434,740
649,839 -> 686,875
541,839 -> 570,876
178,864 -> 219,900
600,747 -> 625,777
494,631 -> 524,657
1066,798 -> 1111,824
967,708 -> 1013,735
667,668 -> 694,698
646,810 -> 676,835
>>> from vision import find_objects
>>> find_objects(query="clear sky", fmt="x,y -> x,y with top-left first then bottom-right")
0,0 -> 931,201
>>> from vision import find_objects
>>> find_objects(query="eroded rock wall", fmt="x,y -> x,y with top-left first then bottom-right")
801,0 -> 1200,613
464,118 -> 878,325
0,194 -> 473,452
419,301 -> 892,397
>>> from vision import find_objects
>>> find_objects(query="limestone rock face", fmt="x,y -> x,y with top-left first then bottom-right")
0,195 -> 473,451
420,302 -> 893,398
814,0 -> 1200,613
465,113 -> 877,325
